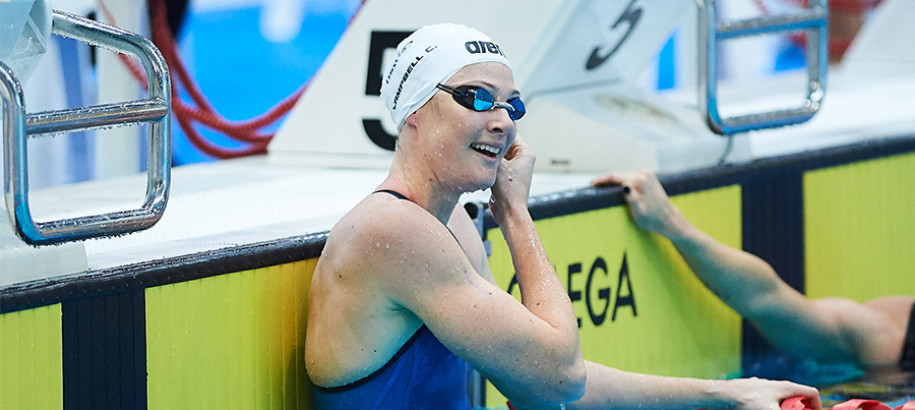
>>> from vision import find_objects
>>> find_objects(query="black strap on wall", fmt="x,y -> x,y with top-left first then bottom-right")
62,290 -> 146,410
740,171 -> 806,374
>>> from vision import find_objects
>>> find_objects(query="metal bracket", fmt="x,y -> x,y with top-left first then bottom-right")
1,10 -> 171,245
697,0 -> 828,135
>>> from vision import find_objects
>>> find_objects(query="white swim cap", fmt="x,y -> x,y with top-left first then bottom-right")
380,23 -> 512,132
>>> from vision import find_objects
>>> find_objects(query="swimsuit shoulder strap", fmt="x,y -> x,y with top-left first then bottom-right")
371,188 -> 463,247
372,189 -> 408,200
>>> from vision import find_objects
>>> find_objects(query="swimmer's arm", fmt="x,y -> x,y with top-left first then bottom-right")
593,171 -> 792,315
671,224 -> 859,361
448,202 -> 496,284
481,203 -> 586,406
498,200 -> 576,329
670,216 -> 903,364
559,361 -> 822,410
490,137 -> 578,336
593,170 -> 857,361
453,136 -> 584,406
645,194 -> 860,361
481,205 -> 588,407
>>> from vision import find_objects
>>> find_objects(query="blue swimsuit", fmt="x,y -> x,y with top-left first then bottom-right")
312,189 -> 472,409
312,325 -> 471,409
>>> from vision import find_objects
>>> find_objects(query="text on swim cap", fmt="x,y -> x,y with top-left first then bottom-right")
391,54 -> 423,110
465,41 -> 505,57
384,40 -> 412,87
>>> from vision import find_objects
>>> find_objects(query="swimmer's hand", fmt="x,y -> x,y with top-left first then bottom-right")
718,377 -> 822,410
490,135 -> 536,226
591,169 -> 688,240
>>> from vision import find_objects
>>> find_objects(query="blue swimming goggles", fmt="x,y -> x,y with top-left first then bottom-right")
436,84 -> 526,120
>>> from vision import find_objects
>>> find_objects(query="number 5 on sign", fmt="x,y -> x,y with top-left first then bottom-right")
269,0 -> 685,169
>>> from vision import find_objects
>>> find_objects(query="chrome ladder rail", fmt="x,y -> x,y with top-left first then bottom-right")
1,10 -> 170,246
697,0 -> 828,135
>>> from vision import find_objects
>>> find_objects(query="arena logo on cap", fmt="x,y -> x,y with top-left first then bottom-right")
465,40 -> 505,57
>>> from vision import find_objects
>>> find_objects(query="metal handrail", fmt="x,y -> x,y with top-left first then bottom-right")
697,0 -> 828,135
1,10 -> 171,246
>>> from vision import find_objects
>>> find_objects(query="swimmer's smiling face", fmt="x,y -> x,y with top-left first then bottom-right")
407,62 -> 519,192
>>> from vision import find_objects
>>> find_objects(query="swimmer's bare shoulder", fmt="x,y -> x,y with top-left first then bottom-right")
305,194 -> 430,386
808,295 -> 914,367
348,194 -> 486,298
320,193 -> 464,287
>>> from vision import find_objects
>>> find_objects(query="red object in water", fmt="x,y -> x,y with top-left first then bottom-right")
782,396 -> 814,410
830,399 -> 892,410
895,402 -> 915,410
778,396 -> 914,410
700,397 -> 913,410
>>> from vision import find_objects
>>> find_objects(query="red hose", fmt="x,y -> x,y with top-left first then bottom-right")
147,0 -> 297,156
98,0 -> 331,158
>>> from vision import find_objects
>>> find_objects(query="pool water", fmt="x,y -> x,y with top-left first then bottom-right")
744,354 -> 914,407
820,379 -> 915,408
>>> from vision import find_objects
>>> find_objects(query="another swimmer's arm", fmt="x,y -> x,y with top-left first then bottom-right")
592,170 -> 853,361
562,361 -> 822,410
592,170 -> 789,312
